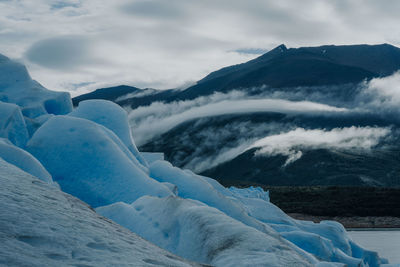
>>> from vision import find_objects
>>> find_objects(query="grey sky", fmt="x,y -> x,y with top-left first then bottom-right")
0,0 -> 399,96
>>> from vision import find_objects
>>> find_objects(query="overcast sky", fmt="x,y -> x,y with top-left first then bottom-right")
1,0 -> 399,96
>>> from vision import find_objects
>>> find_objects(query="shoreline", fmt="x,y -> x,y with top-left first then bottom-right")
346,228 -> 400,231
288,213 -> 400,229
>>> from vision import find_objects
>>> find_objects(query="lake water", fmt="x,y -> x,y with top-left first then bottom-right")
348,230 -> 400,264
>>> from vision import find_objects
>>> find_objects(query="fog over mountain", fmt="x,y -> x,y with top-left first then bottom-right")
75,43 -> 400,187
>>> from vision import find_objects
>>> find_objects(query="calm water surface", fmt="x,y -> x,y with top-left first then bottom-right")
348,230 -> 400,264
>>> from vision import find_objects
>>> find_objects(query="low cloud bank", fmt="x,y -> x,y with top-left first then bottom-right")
125,72 -> 400,173
248,126 -> 391,167
128,72 -> 400,147
356,71 -> 400,115
184,126 -> 391,172
128,91 -> 347,145
178,119 -> 293,173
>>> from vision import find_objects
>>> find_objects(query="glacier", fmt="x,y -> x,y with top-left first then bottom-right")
0,158 -> 198,267
0,53 -> 396,266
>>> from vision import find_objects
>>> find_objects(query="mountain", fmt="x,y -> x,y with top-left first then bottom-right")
73,43 -> 400,107
200,43 -> 400,83
177,43 -> 400,100
72,44 -> 400,188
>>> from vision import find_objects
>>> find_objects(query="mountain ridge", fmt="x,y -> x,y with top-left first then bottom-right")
73,43 -> 400,106
176,43 -> 400,100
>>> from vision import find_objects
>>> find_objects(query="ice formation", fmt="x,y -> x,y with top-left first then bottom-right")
69,99 -> 148,169
26,115 -> 172,207
0,54 -> 72,138
229,186 -> 270,202
0,101 -> 29,147
0,55 -> 72,117
0,54 -> 394,266
0,138 -> 52,183
141,152 -> 165,163
103,159 -> 385,266
97,196 -> 314,266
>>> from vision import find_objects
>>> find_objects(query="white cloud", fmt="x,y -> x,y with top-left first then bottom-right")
185,141 -> 256,173
247,126 -> 391,167
127,91 -> 347,146
358,72 -> 400,113
0,0 -> 399,95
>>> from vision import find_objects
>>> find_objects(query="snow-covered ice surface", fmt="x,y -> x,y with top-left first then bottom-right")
101,159 -> 384,266
97,196 -> 314,267
0,54 -> 389,266
148,161 -> 278,235
0,158 -> 199,267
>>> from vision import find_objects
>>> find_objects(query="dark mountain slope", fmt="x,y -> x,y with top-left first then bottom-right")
72,85 -> 141,105
202,147 -> 400,187
73,85 -> 178,108
73,43 -> 400,106
117,89 -> 177,109
301,43 -> 400,76
178,57 -> 375,99
139,112 -> 400,187
199,44 -> 400,83
176,43 -> 400,100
